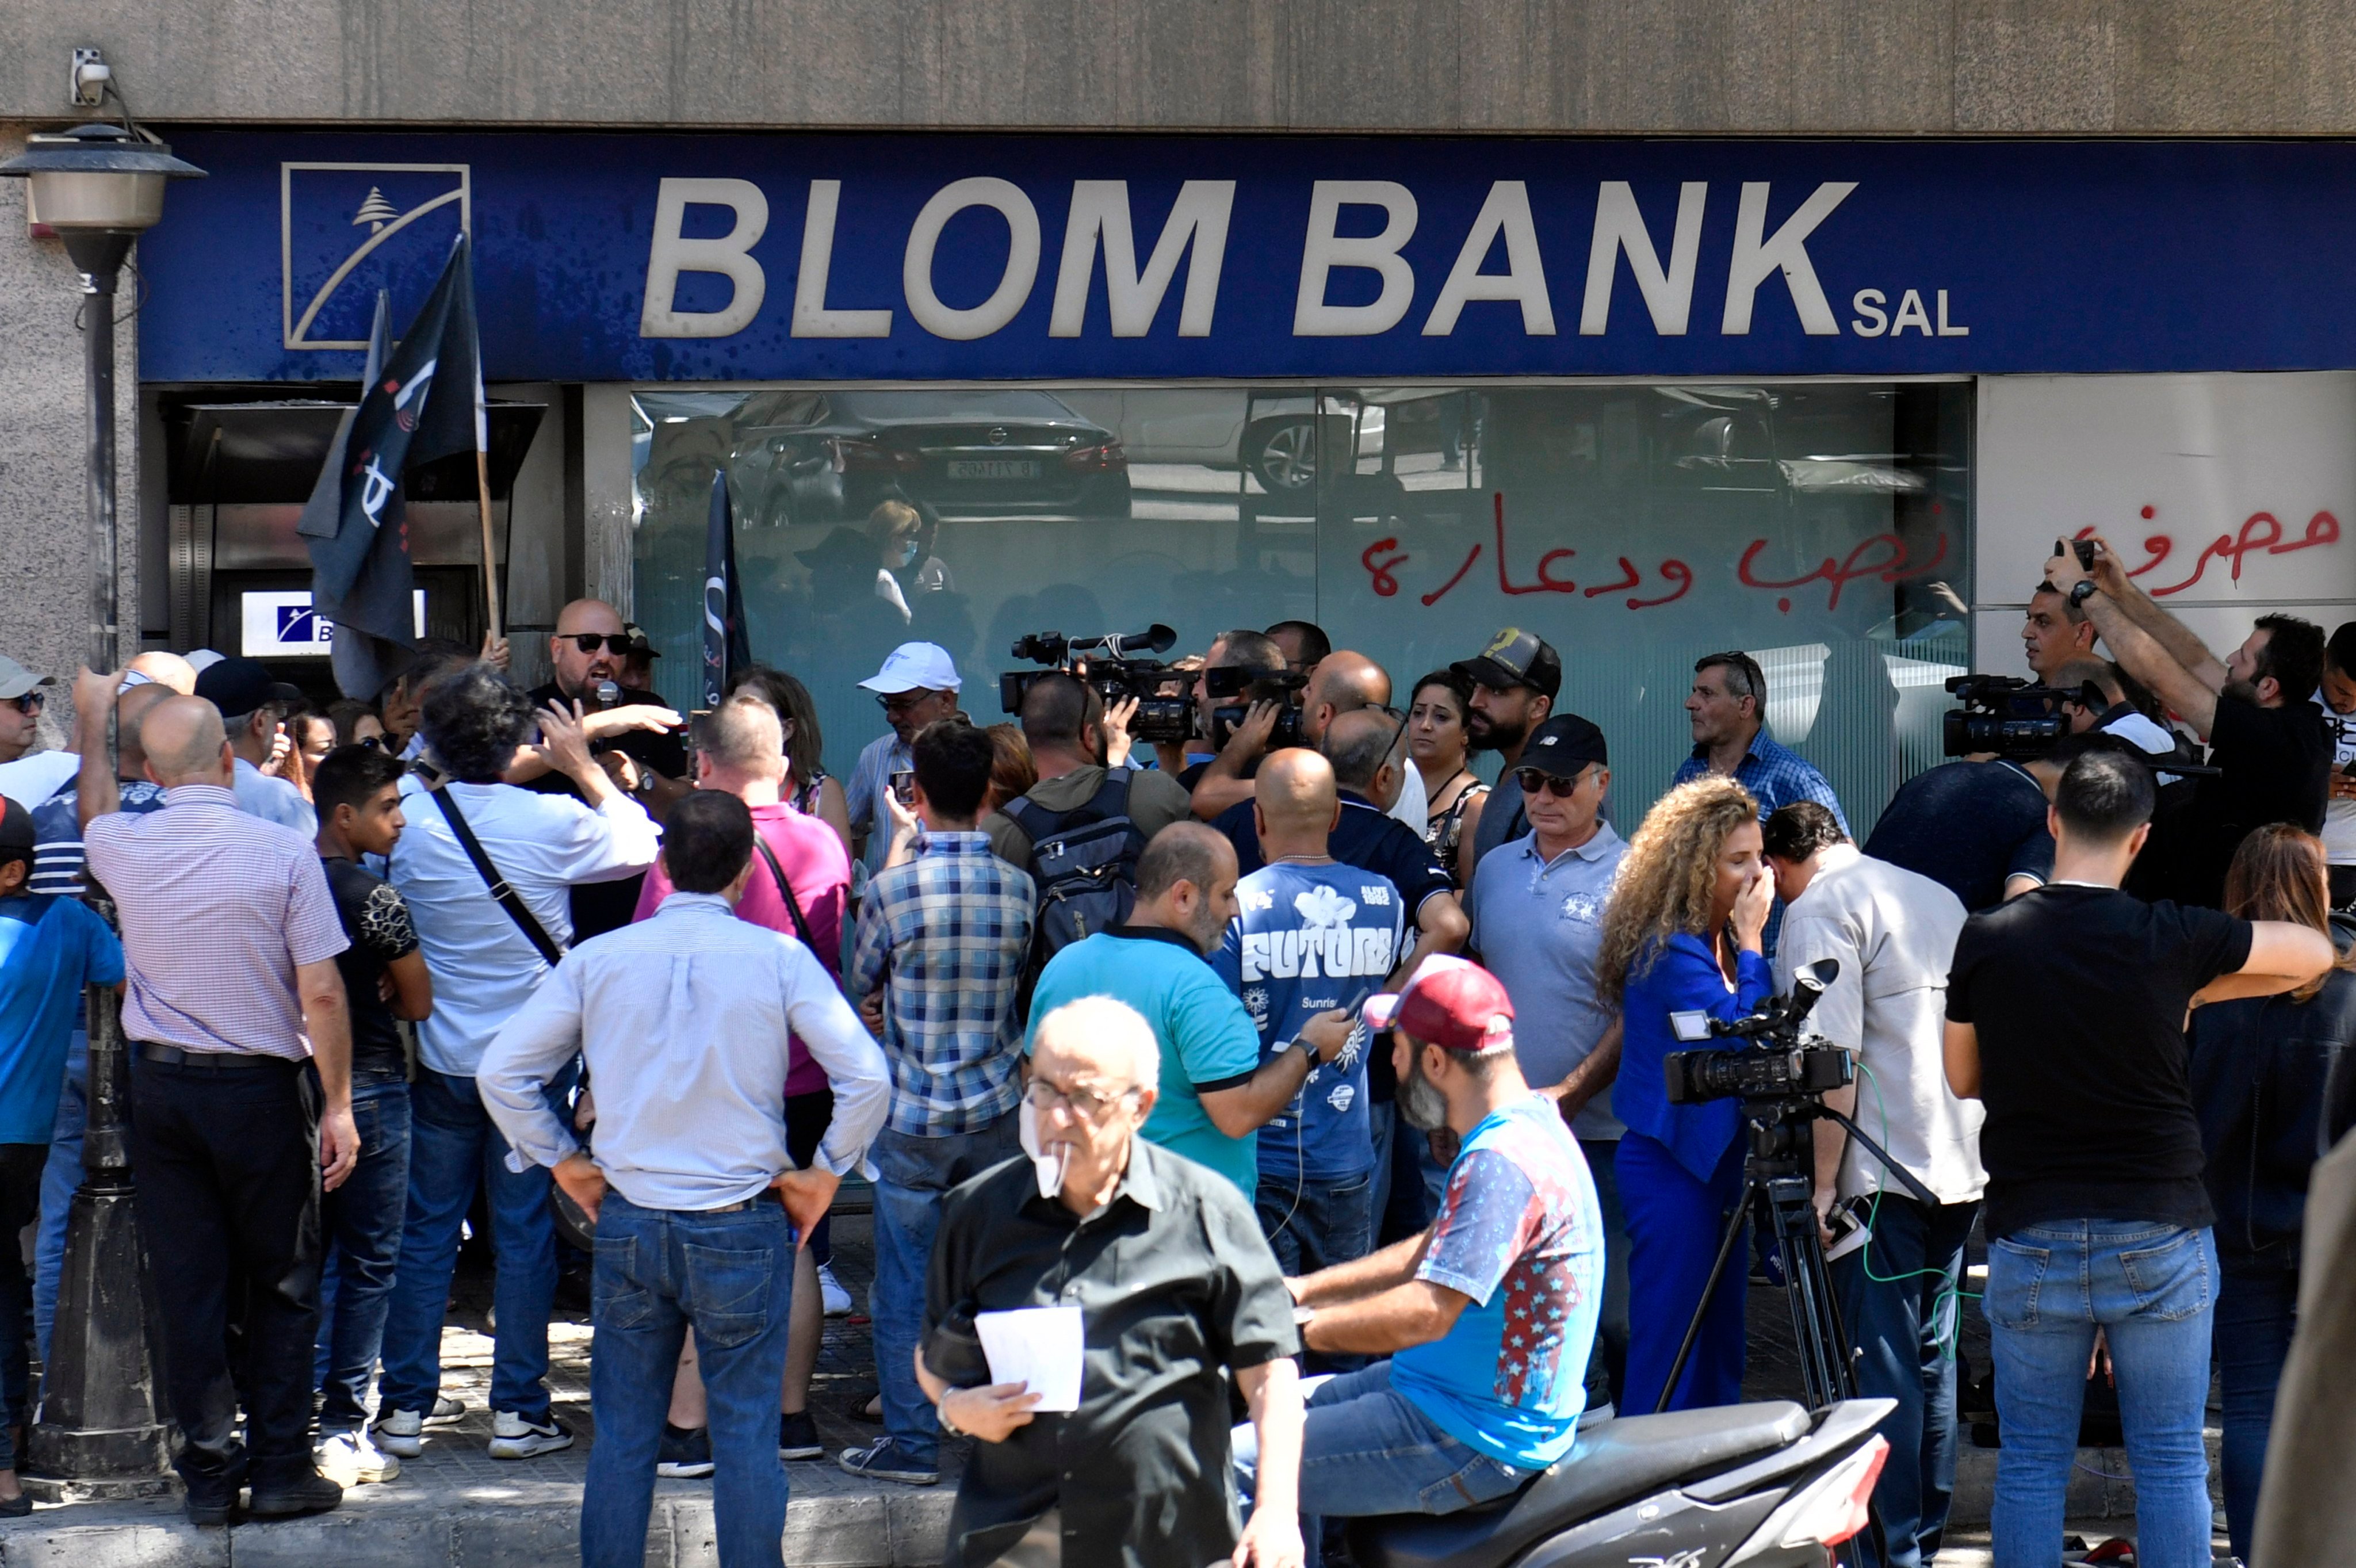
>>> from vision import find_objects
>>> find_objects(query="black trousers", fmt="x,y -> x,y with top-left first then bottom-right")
128,1055 -> 322,1492
0,1143 -> 45,1469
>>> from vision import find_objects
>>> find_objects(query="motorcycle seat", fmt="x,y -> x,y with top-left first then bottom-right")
1347,1401 -> 1813,1568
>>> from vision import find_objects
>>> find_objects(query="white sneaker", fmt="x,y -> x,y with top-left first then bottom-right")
487,1411 -> 575,1459
370,1395 -> 463,1458
316,1429 -> 401,1485
817,1263 -> 853,1317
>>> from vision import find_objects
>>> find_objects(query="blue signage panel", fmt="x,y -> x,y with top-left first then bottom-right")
139,130 -> 2356,383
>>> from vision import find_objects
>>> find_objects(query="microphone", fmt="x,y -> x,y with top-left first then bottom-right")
594,679 -> 621,710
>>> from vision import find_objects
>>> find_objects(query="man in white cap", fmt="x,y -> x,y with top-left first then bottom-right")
0,656 -> 71,812
846,643 -> 962,876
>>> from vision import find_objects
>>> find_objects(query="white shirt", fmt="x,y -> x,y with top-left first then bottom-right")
0,752 -> 77,810
1773,843 -> 1986,1206
232,756 -> 317,837
1387,755 -> 1428,833
478,892 -> 889,1210
388,775 -> 659,1076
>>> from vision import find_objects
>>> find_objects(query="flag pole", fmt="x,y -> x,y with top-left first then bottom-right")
475,447 -> 500,641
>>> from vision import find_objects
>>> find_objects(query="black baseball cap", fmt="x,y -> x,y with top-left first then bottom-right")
1520,713 -> 1609,772
193,656 -> 305,717
622,621 -> 661,659
1452,627 -> 1562,700
0,796 -> 33,855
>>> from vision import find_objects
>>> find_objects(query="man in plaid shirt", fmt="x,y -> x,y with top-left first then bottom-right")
842,719 -> 1033,1487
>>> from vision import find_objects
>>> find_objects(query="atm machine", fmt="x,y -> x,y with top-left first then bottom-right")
158,392 -> 545,701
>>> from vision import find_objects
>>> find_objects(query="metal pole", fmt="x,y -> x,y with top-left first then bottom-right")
59,230 -> 133,673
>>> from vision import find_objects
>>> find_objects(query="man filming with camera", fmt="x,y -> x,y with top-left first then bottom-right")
1944,745 -> 2334,1568
1762,802 -> 1980,1568
2043,540 -> 2330,907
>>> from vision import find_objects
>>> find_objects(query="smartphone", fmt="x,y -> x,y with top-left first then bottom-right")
2054,536 -> 2097,571
1825,1202 -> 1871,1263
890,767 -> 916,807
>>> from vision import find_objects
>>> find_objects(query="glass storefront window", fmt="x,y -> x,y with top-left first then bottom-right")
630,380 -> 1969,838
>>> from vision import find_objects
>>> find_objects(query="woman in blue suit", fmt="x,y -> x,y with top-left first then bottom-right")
1600,776 -> 1774,1414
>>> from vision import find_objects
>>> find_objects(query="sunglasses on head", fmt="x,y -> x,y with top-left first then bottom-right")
1514,767 -> 1590,798
563,633 -> 634,656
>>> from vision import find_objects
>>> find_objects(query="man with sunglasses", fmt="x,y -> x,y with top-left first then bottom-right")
519,599 -> 688,940
0,656 -> 73,814
846,643 -> 964,880
1463,713 -> 1632,1413
1451,628 -> 1559,894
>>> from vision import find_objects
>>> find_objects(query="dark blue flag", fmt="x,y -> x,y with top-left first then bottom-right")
702,469 -> 751,709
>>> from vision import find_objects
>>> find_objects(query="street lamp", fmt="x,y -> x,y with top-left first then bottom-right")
0,118 -> 202,1497
0,121 -> 204,670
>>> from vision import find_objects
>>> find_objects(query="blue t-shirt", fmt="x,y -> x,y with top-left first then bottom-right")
1392,1095 -> 1603,1470
1213,861 -> 1405,1183
0,895 -> 124,1144
1026,926 -> 1265,1198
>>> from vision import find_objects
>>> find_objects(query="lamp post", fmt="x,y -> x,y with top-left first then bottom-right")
0,119 -> 202,1497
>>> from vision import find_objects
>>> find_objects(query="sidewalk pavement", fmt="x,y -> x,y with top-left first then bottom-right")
1,1225 -> 2208,1566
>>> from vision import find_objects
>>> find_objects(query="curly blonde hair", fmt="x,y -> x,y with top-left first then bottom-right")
1597,776 -> 1760,1004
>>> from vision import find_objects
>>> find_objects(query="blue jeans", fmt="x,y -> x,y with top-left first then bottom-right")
2213,1245 -> 2296,1563
870,1114 -> 1020,1464
1257,1166 -> 1375,1375
1831,1195 -> 1976,1568
1984,1220 -> 2217,1568
32,1029 -> 86,1364
580,1192 -> 795,1568
1619,1133 -> 1746,1414
313,1078 -> 412,1433
378,1064 -> 573,1422
1233,1361 -> 1533,1568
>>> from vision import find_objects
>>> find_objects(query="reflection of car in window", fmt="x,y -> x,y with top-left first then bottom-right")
1658,387 -> 1937,496
725,390 -> 1131,526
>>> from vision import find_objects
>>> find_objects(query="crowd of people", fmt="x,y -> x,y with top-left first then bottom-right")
0,522 -> 2350,1568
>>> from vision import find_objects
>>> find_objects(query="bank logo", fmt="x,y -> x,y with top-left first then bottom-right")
281,162 -> 471,350
242,589 -> 428,658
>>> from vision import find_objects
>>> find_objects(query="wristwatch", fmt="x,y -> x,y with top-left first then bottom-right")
935,1393 -> 965,1437
2068,579 -> 2098,609
1294,1037 -> 1319,1071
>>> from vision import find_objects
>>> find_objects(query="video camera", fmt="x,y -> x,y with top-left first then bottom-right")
1940,674 -> 2101,761
1203,663 -> 1310,750
1664,959 -> 1853,1106
999,624 -> 1194,746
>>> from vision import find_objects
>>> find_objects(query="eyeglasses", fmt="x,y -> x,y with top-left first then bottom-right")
358,735 -> 392,752
7,692 -> 43,717
876,691 -> 937,715
1022,1077 -> 1141,1121
1514,767 -> 1592,798
563,633 -> 634,656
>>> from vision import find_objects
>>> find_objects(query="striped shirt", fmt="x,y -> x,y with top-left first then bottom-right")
29,779 -> 167,897
83,783 -> 348,1060
846,831 -> 1034,1137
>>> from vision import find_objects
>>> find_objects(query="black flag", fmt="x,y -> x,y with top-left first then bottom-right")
702,469 -> 750,709
301,232 -> 486,698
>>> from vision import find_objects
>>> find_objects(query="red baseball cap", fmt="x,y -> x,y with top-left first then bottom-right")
1361,955 -> 1514,1053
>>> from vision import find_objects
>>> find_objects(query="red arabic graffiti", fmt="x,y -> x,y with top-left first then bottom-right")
2071,508 -> 2340,598
1401,494 -> 1697,610
1738,530 -> 1948,612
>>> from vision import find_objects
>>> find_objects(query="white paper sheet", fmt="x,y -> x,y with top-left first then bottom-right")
974,1305 -> 1085,1413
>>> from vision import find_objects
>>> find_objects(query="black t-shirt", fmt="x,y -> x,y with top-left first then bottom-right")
1945,883 -> 2252,1240
2184,693 -> 2331,907
322,856 -> 419,1082
523,680 -> 688,940
1863,760 -> 2054,913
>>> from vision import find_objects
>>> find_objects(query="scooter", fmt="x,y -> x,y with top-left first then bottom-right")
1348,1396 -> 1894,1568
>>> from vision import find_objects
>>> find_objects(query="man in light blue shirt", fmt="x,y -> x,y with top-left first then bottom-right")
480,790 -> 886,1568
194,658 -> 316,836
1467,712 -> 1631,1412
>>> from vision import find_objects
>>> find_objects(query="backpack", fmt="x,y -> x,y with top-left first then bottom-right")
1006,770 -> 1146,976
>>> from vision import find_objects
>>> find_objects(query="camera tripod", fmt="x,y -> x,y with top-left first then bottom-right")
1654,1096 -> 1938,1567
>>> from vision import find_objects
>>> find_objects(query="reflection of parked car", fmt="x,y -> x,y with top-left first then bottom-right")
726,390 -> 1131,525
1058,390 -> 1390,495
1658,387 -> 1932,495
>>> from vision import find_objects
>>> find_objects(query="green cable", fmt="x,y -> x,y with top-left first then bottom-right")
1845,1060 -> 1982,1358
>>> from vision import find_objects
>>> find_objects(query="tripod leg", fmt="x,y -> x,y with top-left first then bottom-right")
1654,1188 -> 1750,1415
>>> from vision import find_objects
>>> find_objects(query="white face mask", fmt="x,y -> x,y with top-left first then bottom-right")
1018,1097 -> 1071,1199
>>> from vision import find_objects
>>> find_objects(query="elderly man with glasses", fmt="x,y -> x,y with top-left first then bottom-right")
920,994 -> 1306,1568
1462,713 -> 1632,1414
846,643 -> 965,878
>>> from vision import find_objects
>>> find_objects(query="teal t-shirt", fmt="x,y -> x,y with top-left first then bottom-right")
1026,927 -> 1263,1198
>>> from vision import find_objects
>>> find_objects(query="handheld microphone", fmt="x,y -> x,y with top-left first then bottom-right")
594,679 -> 621,710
